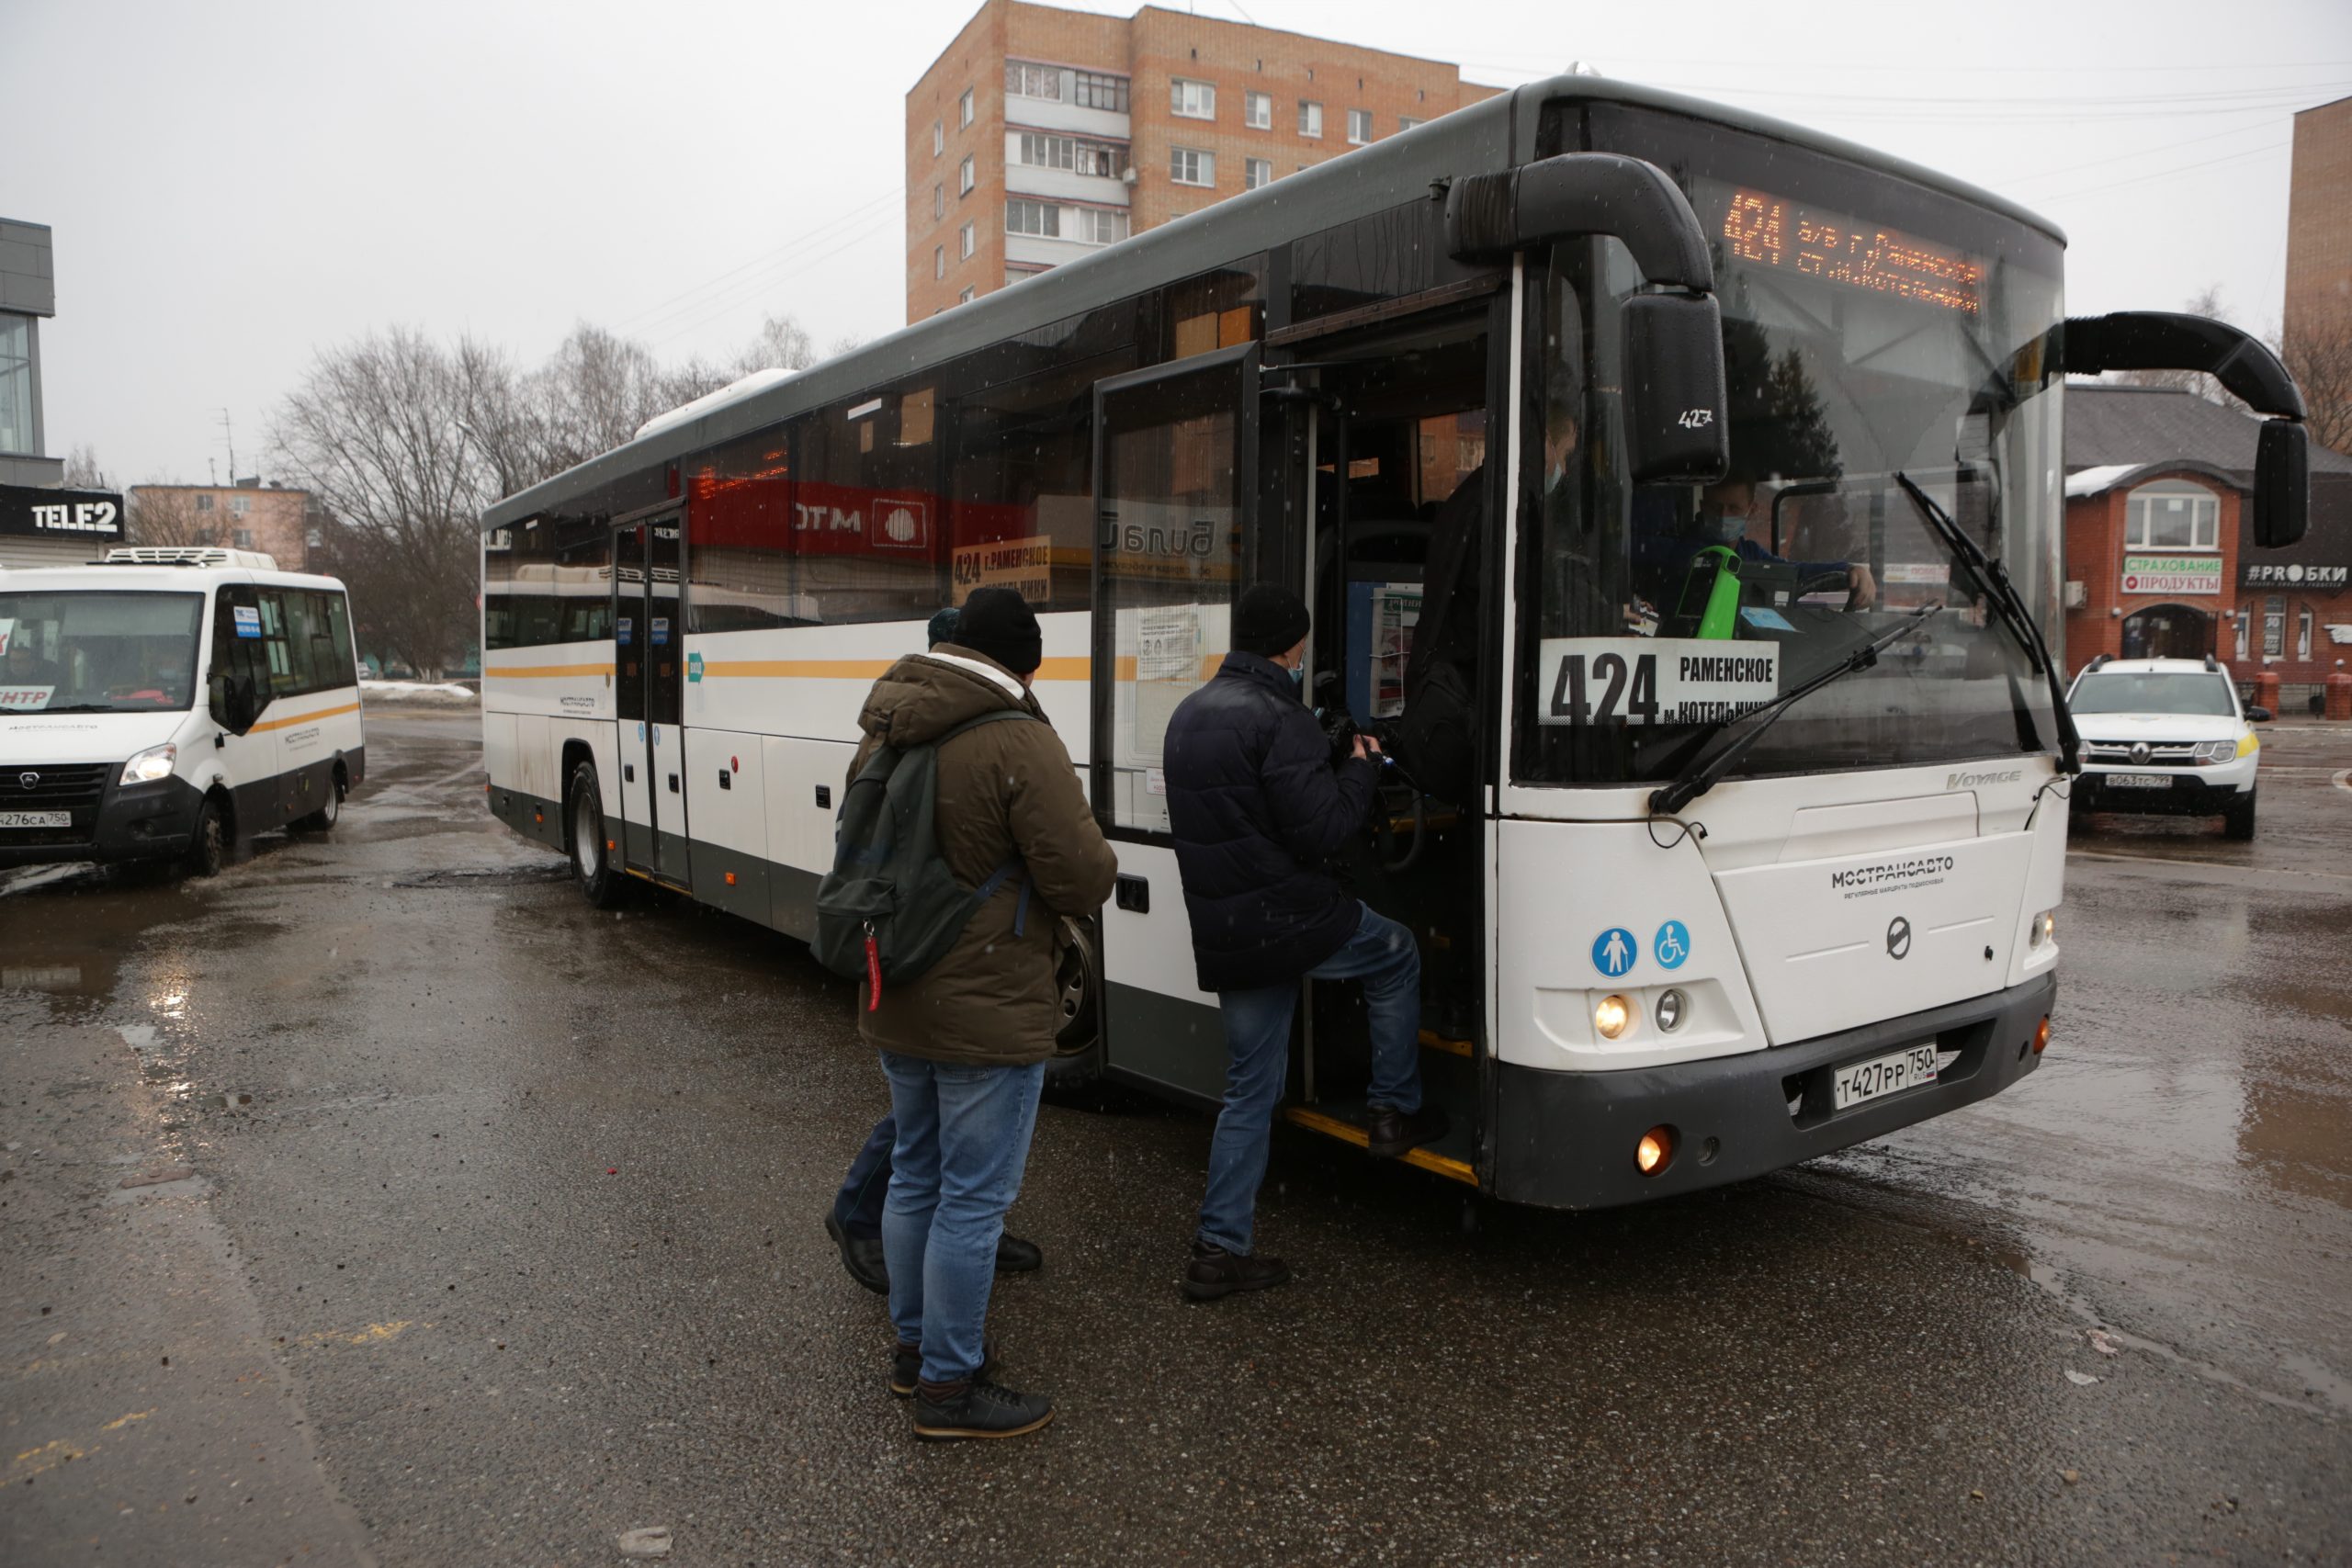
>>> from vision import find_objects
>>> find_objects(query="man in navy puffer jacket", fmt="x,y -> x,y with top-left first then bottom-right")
1163,584 -> 1446,1301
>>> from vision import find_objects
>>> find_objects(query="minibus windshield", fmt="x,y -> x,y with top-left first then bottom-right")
0,591 -> 205,714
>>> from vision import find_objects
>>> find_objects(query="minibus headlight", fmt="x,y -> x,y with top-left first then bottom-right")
1594,994 -> 1634,1040
1656,988 -> 1688,1032
2029,908 -> 2056,949
119,743 -> 178,785
1636,1125 -> 1676,1176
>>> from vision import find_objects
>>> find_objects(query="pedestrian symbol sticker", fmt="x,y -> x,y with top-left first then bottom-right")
1592,927 -> 1636,977
1654,919 -> 1690,970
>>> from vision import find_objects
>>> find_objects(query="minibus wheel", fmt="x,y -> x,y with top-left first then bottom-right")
294,770 -> 343,833
567,761 -> 628,908
183,794 -> 227,878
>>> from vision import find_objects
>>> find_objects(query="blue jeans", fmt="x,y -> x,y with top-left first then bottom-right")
832,1113 -> 896,1241
877,1052 -> 1046,1384
1195,904 -> 1422,1256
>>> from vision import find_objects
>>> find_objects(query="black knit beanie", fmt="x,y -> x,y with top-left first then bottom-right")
954,587 -> 1043,675
1232,584 -> 1312,658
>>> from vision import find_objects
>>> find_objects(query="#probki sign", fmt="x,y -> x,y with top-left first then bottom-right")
2120,554 -> 2222,595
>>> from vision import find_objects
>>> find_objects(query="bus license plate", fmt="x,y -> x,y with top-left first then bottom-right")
2104,773 -> 2170,789
0,811 -> 70,829
1831,1043 -> 1940,1111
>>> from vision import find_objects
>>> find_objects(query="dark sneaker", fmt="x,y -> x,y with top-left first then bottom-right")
824,1212 -> 888,1295
1365,1103 -> 1450,1159
911,1379 -> 1055,1440
890,1338 -> 997,1399
1182,1242 -> 1291,1302
995,1232 -> 1044,1273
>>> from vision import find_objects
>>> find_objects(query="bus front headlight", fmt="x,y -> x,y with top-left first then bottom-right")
2029,908 -> 2056,949
1594,995 -> 1634,1039
119,743 -> 178,785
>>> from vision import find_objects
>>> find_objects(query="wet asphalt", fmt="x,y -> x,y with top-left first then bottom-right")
3,711 -> 2347,1567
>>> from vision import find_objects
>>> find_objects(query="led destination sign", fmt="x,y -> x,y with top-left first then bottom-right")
1719,187 -> 1985,316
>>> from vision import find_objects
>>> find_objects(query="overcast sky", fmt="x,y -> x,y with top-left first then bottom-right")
9,0 -> 2349,487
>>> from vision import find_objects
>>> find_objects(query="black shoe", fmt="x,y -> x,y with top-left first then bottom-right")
824,1212 -> 888,1295
1182,1242 -> 1291,1302
1365,1103 -> 1450,1159
995,1232 -> 1043,1273
890,1337 -> 997,1399
911,1379 -> 1055,1440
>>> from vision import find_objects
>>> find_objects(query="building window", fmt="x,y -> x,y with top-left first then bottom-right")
1399,115 -> 1424,132
959,155 -> 975,195
1347,107 -> 1373,144
959,286 -> 976,304
2235,613 -> 2250,660
1072,207 -> 1128,244
960,220 -> 977,258
1074,71 -> 1129,112
933,121 -> 944,156
1244,157 -> 1272,190
0,313 -> 31,456
2124,480 -> 2220,549
959,88 -> 974,128
1004,198 -> 1060,238
1014,132 -> 1125,177
230,494 -> 250,515
2264,595 -> 2285,658
1170,78 -> 1215,119
1170,146 -> 1214,186
233,528 -> 254,550
933,246 -> 944,279
2299,605 -> 2313,661
1005,61 -> 1060,100
1298,100 -> 1323,138
196,493 -> 214,513
933,184 -> 944,220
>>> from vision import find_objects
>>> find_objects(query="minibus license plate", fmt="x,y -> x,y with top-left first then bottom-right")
0,811 -> 70,829
2105,773 -> 2170,789
1831,1043 -> 1939,1111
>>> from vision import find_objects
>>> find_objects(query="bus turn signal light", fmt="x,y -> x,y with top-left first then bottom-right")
2034,1016 -> 2051,1055
1636,1125 -> 1676,1176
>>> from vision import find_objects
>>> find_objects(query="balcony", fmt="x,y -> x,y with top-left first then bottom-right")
1003,164 -> 1130,208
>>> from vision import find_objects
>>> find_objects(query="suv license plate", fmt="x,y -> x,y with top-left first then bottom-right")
0,811 -> 70,829
2105,773 -> 2170,789
1832,1043 -> 1940,1111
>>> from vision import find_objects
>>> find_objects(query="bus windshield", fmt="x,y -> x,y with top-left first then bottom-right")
0,591 -> 205,715
1517,110 -> 2066,786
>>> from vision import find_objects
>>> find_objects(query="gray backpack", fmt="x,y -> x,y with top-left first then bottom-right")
814,708 -> 1037,1009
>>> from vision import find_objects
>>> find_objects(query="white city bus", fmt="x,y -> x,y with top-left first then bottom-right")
0,547 -> 365,875
478,77 -> 2310,1208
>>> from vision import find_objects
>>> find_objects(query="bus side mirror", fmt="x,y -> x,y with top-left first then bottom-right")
2254,419 -> 2309,548
1622,292 -> 1730,484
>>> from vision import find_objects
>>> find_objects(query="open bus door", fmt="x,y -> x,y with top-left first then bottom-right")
1087,344 -> 1258,1104
612,513 -> 691,888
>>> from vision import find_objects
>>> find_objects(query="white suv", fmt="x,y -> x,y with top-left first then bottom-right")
2066,656 -> 2265,840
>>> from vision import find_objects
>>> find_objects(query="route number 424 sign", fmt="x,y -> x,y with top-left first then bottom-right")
1536,637 -> 1781,728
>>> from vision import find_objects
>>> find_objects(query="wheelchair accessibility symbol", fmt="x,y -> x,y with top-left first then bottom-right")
1654,920 -> 1691,970
1591,928 -> 1637,978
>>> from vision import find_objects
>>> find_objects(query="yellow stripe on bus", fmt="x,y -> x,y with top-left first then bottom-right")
1282,1106 -> 1476,1186
483,663 -> 615,679
249,700 -> 363,733
700,656 -> 1097,682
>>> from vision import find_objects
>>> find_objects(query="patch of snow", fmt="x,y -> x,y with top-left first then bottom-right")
362,680 -> 477,707
2064,464 -> 2140,500
635,367 -> 797,441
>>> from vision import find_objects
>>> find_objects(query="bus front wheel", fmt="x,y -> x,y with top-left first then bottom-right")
567,761 -> 628,908
1044,918 -> 1103,1097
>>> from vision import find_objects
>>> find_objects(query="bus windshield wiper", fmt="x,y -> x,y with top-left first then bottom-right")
1892,471 -> 2082,775
1649,603 -> 1946,818
25,703 -> 121,715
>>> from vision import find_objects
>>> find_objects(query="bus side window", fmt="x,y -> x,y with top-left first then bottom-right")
209,589 -> 262,732
323,592 -> 359,686
301,591 -> 346,689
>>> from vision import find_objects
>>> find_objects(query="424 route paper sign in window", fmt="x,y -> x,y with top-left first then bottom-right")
1537,638 -> 1781,727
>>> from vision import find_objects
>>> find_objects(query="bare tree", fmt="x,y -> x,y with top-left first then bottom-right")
126,487 -> 220,548
62,444 -> 109,489
2278,310 -> 2352,457
268,328 -> 494,680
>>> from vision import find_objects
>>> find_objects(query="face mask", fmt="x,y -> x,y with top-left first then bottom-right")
1288,664 -> 1306,688
1702,513 -> 1747,547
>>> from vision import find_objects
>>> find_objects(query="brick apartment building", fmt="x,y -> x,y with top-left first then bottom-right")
2062,385 -> 2352,701
126,480 -> 321,572
904,0 -> 1501,321
2285,93 -> 2352,342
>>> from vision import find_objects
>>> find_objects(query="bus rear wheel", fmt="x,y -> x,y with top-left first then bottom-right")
293,768 -> 343,833
567,761 -> 628,908
1043,918 -> 1104,1097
